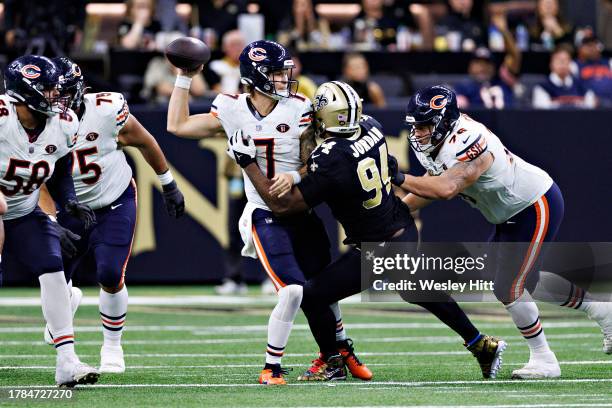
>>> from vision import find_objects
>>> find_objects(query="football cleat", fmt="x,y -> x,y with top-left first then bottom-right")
466,334 -> 507,379
44,287 -> 83,345
55,356 -> 100,388
214,279 -> 247,295
511,350 -> 561,379
296,353 -> 326,381
297,354 -> 346,381
338,339 -> 373,380
100,345 -> 125,373
586,302 -> 612,354
258,364 -> 289,385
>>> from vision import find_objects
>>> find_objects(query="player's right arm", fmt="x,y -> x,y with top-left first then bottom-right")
166,66 -> 223,139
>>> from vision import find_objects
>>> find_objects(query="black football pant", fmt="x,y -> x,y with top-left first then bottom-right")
301,227 -> 481,356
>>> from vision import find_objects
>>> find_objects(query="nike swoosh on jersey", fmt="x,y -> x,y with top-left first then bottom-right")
462,137 -> 470,144
111,204 -> 123,210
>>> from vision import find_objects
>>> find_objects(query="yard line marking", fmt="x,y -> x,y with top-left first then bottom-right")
1,379 -> 612,389
0,321 -> 599,334
3,360 -> 612,370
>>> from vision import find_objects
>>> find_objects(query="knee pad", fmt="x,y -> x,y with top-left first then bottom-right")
274,284 -> 303,322
96,261 -> 123,289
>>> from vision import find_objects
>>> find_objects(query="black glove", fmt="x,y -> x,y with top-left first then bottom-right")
162,180 -> 185,218
227,129 -> 257,168
64,200 -> 97,230
50,220 -> 81,259
388,154 -> 405,186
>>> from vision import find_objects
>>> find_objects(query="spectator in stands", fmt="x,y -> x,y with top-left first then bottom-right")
533,45 -> 596,109
573,33 -> 612,105
204,30 -> 245,94
142,56 -> 207,103
455,12 -> 520,109
156,0 -> 187,33
528,0 -> 574,51
3,0 -> 86,56
194,0 -> 247,50
277,0 -> 331,51
118,0 -> 162,50
436,0 -> 486,50
341,52 -> 386,107
350,0 -> 423,50
291,53 -> 318,100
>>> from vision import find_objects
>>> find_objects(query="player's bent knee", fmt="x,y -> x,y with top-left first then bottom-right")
278,284 -> 303,309
96,261 -> 124,289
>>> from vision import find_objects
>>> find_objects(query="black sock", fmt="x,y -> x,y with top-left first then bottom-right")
413,301 -> 480,343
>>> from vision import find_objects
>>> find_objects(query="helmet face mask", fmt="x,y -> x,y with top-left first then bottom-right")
405,86 -> 460,155
239,41 -> 299,100
313,81 -> 363,138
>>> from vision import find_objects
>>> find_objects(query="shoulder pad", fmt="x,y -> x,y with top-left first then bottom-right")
0,95 -> 14,126
211,93 -> 240,118
360,114 -> 384,134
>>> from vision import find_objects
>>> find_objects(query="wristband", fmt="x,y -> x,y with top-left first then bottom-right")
158,170 -> 174,186
175,75 -> 192,90
288,171 -> 301,185
48,215 -> 57,223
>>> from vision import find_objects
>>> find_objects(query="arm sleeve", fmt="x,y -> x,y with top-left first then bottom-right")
46,154 -> 77,209
296,171 -> 335,208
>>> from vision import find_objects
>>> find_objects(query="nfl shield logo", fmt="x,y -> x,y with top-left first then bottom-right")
256,125 -> 262,131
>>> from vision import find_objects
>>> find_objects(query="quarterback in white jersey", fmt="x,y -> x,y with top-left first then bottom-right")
167,40 -> 366,385
37,57 -> 185,374
397,85 -> 612,379
1,55 -> 99,387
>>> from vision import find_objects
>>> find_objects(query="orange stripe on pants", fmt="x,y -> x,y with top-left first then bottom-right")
252,225 -> 286,291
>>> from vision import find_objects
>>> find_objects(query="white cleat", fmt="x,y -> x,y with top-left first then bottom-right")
55,357 -> 100,388
586,302 -> 612,354
214,279 -> 247,295
100,345 -> 126,373
44,287 -> 83,345
511,350 -> 561,379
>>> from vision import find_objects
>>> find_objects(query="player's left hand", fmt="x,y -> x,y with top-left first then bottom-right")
270,173 -> 294,198
65,201 -> 97,230
162,180 -> 185,218
227,129 -> 257,168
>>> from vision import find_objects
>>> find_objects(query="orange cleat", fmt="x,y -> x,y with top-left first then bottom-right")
338,339 -> 373,381
258,365 -> 288,385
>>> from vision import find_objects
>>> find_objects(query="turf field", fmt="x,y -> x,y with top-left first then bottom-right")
1,286 -> 611,407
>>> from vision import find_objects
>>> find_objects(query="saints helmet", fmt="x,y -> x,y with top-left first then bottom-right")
312,81 -> 362,137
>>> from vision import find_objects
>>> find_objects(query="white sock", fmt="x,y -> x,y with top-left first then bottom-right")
505,292 -> 550,354
532,271 -> 589,311
329,302 -> 347,342
266,284 -> 302,365
99,286 -> 128,347
39,272 -> 76,359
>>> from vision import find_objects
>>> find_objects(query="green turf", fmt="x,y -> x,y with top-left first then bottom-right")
0,286 -> 610,407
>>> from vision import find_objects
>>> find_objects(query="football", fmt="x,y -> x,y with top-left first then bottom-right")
165,37 -> 211,71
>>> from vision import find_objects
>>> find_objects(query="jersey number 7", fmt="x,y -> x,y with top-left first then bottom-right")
357,144 -> 391,209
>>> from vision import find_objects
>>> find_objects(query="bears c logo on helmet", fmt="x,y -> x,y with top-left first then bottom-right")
248,47 -> 267,62
429,95 -> 448,110
20,65 -> 41,79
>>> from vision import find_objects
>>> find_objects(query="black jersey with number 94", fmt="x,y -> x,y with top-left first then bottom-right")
297,115 -> 415,245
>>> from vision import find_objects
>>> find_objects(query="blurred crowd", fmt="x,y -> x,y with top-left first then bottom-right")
2,0 -> 612,111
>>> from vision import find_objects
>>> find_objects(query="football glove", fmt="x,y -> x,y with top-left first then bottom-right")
162,180 -> 185,218
64,200 -> 97,230
227,129 -> 257,168
388,154 -> 405,186
49,220 -> 81,259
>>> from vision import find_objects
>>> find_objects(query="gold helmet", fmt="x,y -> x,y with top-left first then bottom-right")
312,81 -> 362,137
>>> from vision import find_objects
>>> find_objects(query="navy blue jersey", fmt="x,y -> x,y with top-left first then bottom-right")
297,115 -> 414,245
